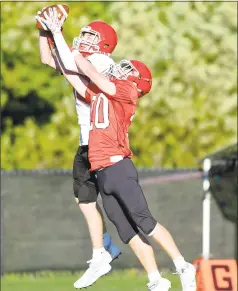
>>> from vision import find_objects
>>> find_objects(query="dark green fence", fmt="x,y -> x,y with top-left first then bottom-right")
1,169 -> 236,273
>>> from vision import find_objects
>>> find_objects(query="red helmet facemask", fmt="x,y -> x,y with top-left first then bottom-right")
72,20 -> 118,56
110,59 -> 152,97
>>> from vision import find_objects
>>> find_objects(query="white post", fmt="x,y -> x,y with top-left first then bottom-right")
202,159 -> 212,260
202,190 -> 211,260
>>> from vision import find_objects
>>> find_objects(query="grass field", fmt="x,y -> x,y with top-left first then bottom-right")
1,270 -> 182,291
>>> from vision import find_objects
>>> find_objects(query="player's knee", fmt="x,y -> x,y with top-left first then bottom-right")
110,220 -> 136,244
73,180 -> 97,204
103,208 -> 137,244
132,213 -> 157,236
73,179 -> 81,199
141,217 -> 157,236
118,226 -> 138,244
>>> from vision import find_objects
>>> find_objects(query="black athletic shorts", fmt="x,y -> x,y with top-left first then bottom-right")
72,145 -> 99,203
95,158 -> 157,242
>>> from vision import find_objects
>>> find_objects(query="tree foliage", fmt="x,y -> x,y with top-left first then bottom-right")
1,2 -> 237,169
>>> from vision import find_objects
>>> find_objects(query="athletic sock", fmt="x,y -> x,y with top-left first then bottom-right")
92,247 -> 106,260
173,256 -> 187,271
148,271 -> 162,283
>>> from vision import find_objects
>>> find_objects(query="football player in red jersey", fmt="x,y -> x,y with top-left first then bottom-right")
39,9 -> 197,291
36,8 -> 121,289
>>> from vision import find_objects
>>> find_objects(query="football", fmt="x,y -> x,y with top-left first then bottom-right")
36,4 -> 69,31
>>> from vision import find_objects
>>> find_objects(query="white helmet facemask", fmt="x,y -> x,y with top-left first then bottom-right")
111,59 -> 139,79
73,26 -> 100,53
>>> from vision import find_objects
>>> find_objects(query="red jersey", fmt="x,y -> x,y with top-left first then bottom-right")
85,79 -> 138,171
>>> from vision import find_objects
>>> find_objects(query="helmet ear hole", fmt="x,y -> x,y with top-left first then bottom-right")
104,44 -> 109,48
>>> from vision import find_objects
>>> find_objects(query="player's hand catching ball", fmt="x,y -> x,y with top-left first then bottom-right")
36,7 -> 65,34
35,7 -> 47,30
35,4 -> 69,31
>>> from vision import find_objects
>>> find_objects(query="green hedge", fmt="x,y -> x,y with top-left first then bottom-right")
1,2 -> 237,169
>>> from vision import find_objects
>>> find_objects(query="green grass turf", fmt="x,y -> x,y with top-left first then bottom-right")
1,270 -> 182,291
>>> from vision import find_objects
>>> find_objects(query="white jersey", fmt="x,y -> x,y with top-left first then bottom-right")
73,53 -> 115,146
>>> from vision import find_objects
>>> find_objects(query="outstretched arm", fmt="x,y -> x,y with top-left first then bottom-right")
74,52 -> 116,96
38,30 -> 58,69
36,7 -> 84,75
36,7 -> 58,69
52,48 -> 89,98
36,7 -> 97,98
38,32 -> 88,97
52,32 -> 83,74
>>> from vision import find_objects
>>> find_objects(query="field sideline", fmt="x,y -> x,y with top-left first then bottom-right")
1,270 -> 182,291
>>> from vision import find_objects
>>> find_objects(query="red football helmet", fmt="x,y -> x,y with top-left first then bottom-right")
73,20 -> 118,55
111,59 -> 152,97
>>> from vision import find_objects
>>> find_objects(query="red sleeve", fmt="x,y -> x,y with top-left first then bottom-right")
45,29 -> 64,49
85,82 -> 101,103
105,80 -> 138,104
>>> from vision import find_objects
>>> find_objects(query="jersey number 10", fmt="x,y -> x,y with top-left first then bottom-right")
90,93 -> 110,129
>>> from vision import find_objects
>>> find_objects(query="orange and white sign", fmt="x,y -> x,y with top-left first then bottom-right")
193,258 -> 237,291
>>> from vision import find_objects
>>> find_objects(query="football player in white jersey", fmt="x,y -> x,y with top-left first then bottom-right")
36,9 -> 121,288
37,8 -> 197,291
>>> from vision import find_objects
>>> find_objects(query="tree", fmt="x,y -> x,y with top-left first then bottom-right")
109,2 -> 237,167
1,2 -> 237,169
